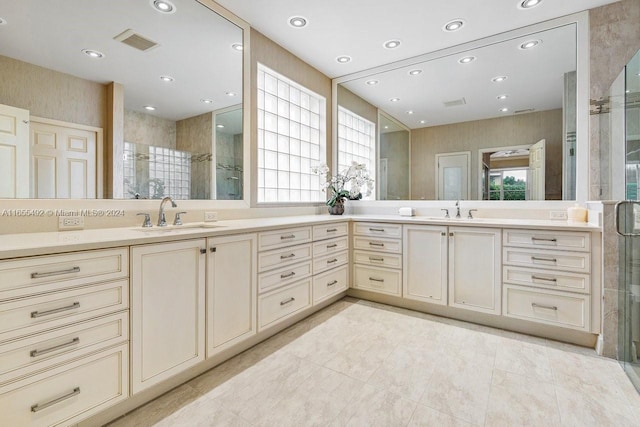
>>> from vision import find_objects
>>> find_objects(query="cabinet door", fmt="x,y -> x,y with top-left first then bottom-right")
448,227 -> 501,315
131,239 -> 206,394
207,234 -> 257,357
403,225 -> 447,305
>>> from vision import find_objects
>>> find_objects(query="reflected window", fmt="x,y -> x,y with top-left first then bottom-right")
488,169 -> 527,200
338,107 -> 376,199
257,64 -> 326,203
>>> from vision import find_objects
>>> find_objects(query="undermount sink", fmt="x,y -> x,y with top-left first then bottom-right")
419,216 -> 493,222
133,223 -> 225,232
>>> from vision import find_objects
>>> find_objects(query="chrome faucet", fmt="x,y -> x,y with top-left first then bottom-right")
157,196 -> 177,226
455,200 -> 461,219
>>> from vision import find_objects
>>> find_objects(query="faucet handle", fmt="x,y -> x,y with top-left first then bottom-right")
137,213 -> 152,228
441,208 -> 450,219
467,209 -> 478,219
173,211 -> 187,226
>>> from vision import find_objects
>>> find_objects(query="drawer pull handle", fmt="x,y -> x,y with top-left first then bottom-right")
369,242 -> 385,247
369,228 -> 385,232
31,302 -> 80,318
31,266 -> 80,279
531,303 -> 558,311
31,337 -> 80,357
280,272 -> 296,279
531,256 -> 557,263
327,228 -> 338,232
327,280 -> 338,287
280,253 -> 296,259
369,277 -> 385,282
532,275 -> 558,283
31,387 -> 80,413
369,257 -> 384,262
327,244 -> 338,248
280,234 -> 296,240
327,258 -> 338,264
531,237 -> 557,243
280,297 -> 295,306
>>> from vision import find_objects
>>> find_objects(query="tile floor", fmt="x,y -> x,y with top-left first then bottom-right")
108,298 -> 640,426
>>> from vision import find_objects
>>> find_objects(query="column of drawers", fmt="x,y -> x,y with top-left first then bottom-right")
311,222 -> 349,304
0,248 -> 130,426
502,229 -> 592,331
352,222 -> 403,297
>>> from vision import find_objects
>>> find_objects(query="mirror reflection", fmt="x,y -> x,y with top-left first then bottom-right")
0,0 -> 243,200
337,23 -> 577,201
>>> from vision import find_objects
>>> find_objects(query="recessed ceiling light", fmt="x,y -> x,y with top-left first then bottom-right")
384,126 -> 389,129
492,75 -> 508,83
419,120 -> 426,124
443,19 -> 465,32
81,49 -> 104,59
497,94 -> 509,100
216,124 -> 225,129
151,0 -> 176,14
626,90 -> 631,93
160,75 -> 174,82
200,98 -> 214,104
390,98 -> 400,102
366,80 -> 379,85
407,110 -> 414,115
144,105 -> 156,111
384,40 -> 401,49
500,107 -> 509,112
458,56 -> 476,64
519,0 -> 542,9
336,56 -> 352,63
408,69 -> 422,76
0,17 -> 7,25
519,39 -> 541,50
226,92 -> 237,97
231,43 -> 244,51
288,16 -> 308,28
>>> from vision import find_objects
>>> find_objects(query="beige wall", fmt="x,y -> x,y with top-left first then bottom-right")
380,131 -> 410,200
0,55 -> 107,129
124,110 -> 176,149
176,112 -> 213,199
410,109 -> 563,200
250,28 -> 332,205
337,86 -> 378,124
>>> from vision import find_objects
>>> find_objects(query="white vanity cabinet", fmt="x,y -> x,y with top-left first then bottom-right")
448,227 -> 502,315
403,225 -> 448,305
206,234 -> 257,357
352,222 -> 403,296
130,239 -> 206,395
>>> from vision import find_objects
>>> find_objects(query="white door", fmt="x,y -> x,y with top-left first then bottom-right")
131,239 -> 206,395
528,139 -> 546,200
403,225 -> 448,305
30,118 -> 101,198
436,151 -> 470,200
0,104 -> 30,198
448,227 -> 502,315
207,233 -> 257,357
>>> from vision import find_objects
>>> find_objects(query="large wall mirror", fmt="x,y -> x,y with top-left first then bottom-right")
0,0 -> 246,200
334,13 -> 589,202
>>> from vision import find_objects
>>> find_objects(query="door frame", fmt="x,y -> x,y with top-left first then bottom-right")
435,151 -> 470,200
477,144 -> 531,200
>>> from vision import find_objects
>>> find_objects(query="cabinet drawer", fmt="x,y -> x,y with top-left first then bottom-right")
503,266 -> 590,294
313,265 -> 348,303
258,227 -> 312,251
503,285 -> 590,331
313,236 -> 349,257
0,344 -> 128,427
353,222 -> 402,238
503,229 -> 590,252
0,280 -> 128,343
258,260 -> 312,293
258,243 -> 312,273
312,222 -> 348,241
259,280 -> 311,330
0,248 -> 128,301
353,265 -> 402,296
313,251 -> 348,274
353,250 -> 402,269
0,312 -> 128,385
503,247 -> 590,274
353,236 -> 402,254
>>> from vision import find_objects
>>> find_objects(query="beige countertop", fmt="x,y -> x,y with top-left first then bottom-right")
0,214 -> 600,260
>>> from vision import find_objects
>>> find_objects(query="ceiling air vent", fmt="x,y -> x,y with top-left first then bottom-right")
443,98 -> 466,108
514,108 -> 536,114
114,29 -> 159,52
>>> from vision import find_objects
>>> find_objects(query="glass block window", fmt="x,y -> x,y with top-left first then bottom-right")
148,146 -> 191,200
337,106 -> 376,198
257,64 -> 326,203
123,142 -> 136,197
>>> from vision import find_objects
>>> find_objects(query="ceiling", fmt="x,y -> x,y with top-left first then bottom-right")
215,0 -> 619,79
0,0 -> 243,121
